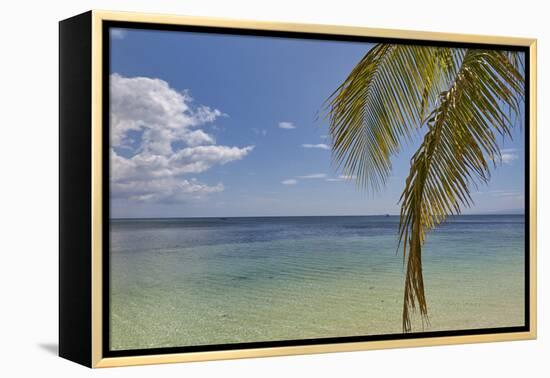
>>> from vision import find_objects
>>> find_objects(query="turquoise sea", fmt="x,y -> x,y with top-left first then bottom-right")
109,215 -> 525,351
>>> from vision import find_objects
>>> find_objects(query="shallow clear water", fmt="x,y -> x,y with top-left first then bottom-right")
109,215 -> 525,351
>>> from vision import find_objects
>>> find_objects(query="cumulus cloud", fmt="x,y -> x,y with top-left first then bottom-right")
278,121 -> 296,129
110,74 -> 222,151
111,146 -> 253,182
112,178 -> 224,203
110,74 -> 253,203
281,179 -> 297,185
302,143 -> 330,150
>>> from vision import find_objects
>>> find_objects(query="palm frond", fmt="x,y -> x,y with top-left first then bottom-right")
325,42 -> 524,331
398,49 -> 524,331
325,45 -> 464,191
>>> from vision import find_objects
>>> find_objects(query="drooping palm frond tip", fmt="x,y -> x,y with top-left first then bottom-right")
326,45 -> 524,332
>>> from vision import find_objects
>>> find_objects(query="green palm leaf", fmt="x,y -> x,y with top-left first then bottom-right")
326,45 -> 463,190
399,49 -> 524,331
325,45 -> 524,332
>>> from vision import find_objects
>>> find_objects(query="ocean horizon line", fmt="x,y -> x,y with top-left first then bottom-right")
110,212 -> 525,221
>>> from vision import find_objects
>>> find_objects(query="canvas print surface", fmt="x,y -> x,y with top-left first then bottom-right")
108,26 -> 527,352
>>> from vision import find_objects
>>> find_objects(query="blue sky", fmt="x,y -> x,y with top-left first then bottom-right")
109,28 -> 525,218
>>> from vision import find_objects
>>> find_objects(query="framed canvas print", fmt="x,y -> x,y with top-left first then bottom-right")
59,10 -> 537,368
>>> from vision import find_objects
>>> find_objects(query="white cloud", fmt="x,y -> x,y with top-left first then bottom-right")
278,121 -> 296,129
476,190 -> 522,197
110,74 -> 253,203
112,145 -> 254,183
281,179 -> 297,185
285,173 -> 353,184
297,173 -> 327,179
500,148 -> 519,164
112,178 -> 224,203
326,174 -> 357,182
339,174 -> 356,180
110,28 -> 127,40
110,74 -> 223,151
302,143 -> 330,150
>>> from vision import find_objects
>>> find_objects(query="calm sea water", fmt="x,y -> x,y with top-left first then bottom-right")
109,215 -> 525,351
